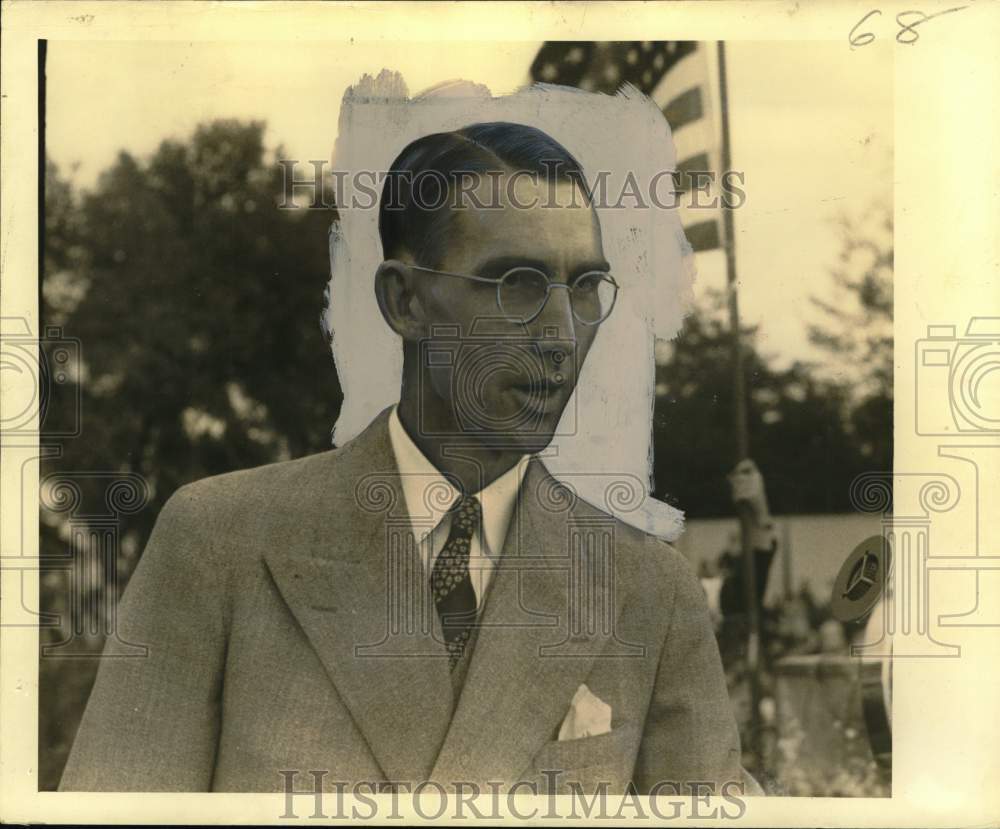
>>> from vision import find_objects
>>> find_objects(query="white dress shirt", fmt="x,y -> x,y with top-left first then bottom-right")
387,406 -> 529,609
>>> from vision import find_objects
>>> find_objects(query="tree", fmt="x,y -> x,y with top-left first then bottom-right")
40,120 -> 342,789
809,203 -> 893,472
653,290 -> 866,518
652,201 -> 894,520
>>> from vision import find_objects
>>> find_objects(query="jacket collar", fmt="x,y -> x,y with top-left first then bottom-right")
386,404 -> 529,559
264,407 -> 637,785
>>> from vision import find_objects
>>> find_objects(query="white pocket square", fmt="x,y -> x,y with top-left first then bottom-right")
557,683 -> 612,741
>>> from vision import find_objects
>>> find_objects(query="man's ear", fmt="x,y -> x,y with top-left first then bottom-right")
374,259 -> 427,341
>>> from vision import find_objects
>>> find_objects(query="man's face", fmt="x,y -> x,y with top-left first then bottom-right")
416,174 -> 607,453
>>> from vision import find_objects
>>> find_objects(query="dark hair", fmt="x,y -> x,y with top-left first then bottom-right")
378,122 -> 590,268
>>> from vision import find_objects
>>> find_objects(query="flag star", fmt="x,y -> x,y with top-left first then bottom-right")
541,63 -> 558,81
566,46 -> 585,64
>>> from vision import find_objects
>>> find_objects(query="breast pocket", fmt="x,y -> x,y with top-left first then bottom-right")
528,722 -> 641,794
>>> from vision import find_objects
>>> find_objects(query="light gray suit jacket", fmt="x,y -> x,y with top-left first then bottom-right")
60,408 -> 746,793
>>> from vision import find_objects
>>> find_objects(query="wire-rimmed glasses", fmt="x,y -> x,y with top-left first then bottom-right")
407,264 -> 619,325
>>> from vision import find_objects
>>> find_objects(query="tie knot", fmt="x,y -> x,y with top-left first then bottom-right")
450,494 -> 481,532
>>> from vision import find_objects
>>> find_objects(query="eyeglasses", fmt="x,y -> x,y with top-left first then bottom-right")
408,264 -> 619,325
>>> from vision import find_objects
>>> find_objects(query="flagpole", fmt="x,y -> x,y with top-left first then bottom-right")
716,40 -> 763,769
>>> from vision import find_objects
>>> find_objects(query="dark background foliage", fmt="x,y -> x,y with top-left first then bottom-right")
39,121 -> 341,787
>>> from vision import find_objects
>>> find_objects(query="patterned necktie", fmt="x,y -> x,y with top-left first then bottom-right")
430,495 -> 481,670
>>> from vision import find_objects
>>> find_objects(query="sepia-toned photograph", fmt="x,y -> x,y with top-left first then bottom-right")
2,2 -> 998,826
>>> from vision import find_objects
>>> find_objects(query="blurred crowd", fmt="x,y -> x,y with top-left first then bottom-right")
700,532 -> 850,664
699,463 -> 888,797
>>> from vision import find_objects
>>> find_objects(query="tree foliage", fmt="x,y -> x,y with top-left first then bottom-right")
40,120 -> 341,789
809,203 -> 893,470
653,202 -> 893,519
652,291 -> 867,518
44,120 -> 342,518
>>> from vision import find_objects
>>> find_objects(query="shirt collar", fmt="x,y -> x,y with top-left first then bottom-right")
387,406 -> 529,557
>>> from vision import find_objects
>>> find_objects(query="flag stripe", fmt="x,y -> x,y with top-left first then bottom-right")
672,119 -> 717,170
649,42 -> 707,108
662,87 -> 703,131
673,152 -> 711,192
528,40 -> 723,253
683,219 -> 722,252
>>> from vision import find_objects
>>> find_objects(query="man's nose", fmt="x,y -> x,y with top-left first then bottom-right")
529,285 -> 576,384
531,282 -> 576,340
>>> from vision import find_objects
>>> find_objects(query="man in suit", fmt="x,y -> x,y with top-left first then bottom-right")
61,122 -> 758,795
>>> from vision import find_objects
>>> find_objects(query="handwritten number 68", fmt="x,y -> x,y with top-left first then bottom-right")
850,7 -> 967,47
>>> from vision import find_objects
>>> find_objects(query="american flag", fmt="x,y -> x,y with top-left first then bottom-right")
530,41 -> 722,252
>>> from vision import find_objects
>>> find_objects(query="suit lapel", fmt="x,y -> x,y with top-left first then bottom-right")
430,461 -> 622,786
263,409 -> 455,783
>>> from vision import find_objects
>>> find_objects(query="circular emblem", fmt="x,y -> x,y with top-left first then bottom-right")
831,535 -> 890,623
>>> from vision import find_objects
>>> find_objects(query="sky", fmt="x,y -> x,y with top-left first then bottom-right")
46,40 -> 893,369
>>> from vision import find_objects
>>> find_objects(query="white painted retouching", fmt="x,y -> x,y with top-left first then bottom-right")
324,71 -> 694,540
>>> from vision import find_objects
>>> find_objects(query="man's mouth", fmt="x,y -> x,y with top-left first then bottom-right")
508,375 -> 567,412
